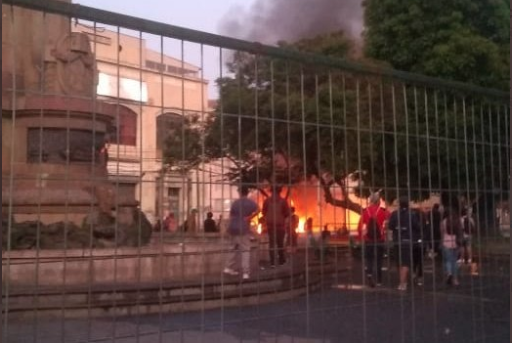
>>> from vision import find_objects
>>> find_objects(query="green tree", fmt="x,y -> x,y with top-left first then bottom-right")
162,113 -> 206,173
202,32 -> 414,212
365,0 -> 510,220
364,0 -> 510,89
166,14 -> 509,218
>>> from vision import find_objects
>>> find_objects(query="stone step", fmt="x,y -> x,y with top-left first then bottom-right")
2,263 -> 333,320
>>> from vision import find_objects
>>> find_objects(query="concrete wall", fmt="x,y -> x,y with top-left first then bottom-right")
2,239 -> 264,287
2,117 -> 13,174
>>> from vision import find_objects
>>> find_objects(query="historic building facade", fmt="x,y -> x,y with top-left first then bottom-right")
73,22 -> 210,225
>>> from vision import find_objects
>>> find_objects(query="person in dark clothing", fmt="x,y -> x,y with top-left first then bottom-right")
388,196 -> 421,291
318,225 -> 332,260
460,207 -> 475,264
262,185 -> 290,267
321,225 -> 331,241
286,207 -> 300,252
427,204 -> 442,255
203,212 -> 218,232
410,208 -> 429,286
305,217 -> 318,254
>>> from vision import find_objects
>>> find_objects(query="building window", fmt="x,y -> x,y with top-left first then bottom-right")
167,65 -> 195,76
166,187 -> 180,217
213,199 -> 232,213
110,109 -> 137,146
167,187 -> 180,197
113,182 -> 136,201
146,60 -> 166,72
156,112 -> 183,150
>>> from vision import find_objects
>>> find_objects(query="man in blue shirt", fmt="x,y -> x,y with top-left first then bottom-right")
223,186 -> 259,280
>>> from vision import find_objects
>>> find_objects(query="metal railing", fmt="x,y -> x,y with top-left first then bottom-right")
2,0 -> 510,342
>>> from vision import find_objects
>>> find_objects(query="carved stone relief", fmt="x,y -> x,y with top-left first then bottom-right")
44,32 -> 97,96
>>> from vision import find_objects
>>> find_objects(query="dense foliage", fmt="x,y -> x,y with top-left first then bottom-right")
164,3 -> 510,214
364,0 -> 510,90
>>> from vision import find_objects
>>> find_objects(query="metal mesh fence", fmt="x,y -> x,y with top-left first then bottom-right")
2,1 -> 510,342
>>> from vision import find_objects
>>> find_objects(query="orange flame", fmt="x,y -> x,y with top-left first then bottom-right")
249,184 -> 364,236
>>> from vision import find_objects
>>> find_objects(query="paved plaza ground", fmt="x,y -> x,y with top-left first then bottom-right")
2,245 -> 510,343
3,253 -> 509,343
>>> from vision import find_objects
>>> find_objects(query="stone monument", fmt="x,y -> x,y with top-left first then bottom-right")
1,2 -> 151,249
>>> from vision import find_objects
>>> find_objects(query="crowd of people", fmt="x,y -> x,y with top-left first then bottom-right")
155,186 -> 476,288
358,193 -> 475,290
222,185 -> 307,280
222,187 -> 476,288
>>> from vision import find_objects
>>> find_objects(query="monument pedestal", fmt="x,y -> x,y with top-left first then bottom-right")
1,95 -> 135,225
2,5 -> 150,249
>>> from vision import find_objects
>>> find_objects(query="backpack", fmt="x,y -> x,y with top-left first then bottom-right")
393,209 -> 418,242
365,209 -> 382,242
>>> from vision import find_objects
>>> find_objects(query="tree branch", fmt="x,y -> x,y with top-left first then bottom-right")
285,186 -> 291,200
320,174 -> 363,214
257,187 -> 269,198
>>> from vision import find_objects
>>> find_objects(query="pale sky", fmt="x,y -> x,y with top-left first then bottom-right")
75,0 -> 247,36
75,0 -> 253,98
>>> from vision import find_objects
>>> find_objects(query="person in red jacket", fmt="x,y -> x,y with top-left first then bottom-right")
357,192 -> 389,287
262,185 -> 290,267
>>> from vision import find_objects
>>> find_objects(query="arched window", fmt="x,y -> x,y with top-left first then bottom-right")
109,106 -> 137,146
156,112 -> 183,150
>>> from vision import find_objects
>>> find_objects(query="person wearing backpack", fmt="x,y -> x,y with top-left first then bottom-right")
262,185 -> 290,267
388,196 -> 421,291
357,193 -> 389,287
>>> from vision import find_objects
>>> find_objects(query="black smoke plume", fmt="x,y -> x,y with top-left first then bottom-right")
218,0 -> 363,44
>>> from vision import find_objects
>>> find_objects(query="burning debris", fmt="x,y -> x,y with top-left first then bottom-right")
249,177 -> 366,236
